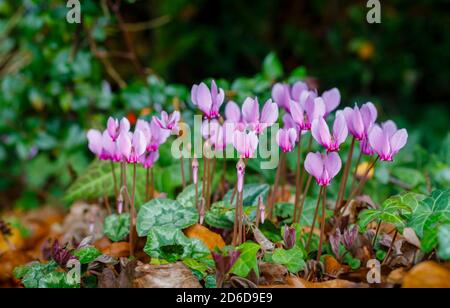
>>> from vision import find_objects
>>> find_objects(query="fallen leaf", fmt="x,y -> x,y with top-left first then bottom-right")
402,261 -> 450,288
258,262 -> 288,285
403,227 -> 421,248
184,224 -> 225,250
101,242 -> 130,258
262,276 -> 368,288
387,267 -> 407,285
324,256 -> 350,277
133,262 -> 202,288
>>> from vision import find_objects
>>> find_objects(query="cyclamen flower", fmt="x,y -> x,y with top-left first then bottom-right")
322,88 -> 341,116
276,128 -> 297,153
202,120 -> 226,150
191,80 -> 225,119
311,111 -> 348,152
107,117 -> 130,141
117,130 -> 147,163
368,120 -> 408,161
224,101 -> 246,131
87,129 -> 120,161
343,103 -> 377,141
289,93 -> 326,131
242,97 -> 278,134
271,81 -> 308,112
153,111 -> 180,133
258,196 -> 265,224
139,150 -> 159,169
305,151 -> 342,186
233,130 -> 259,159
136,119 -> 170,152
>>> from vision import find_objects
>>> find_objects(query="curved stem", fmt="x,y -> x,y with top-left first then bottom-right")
317,187 -> 327,262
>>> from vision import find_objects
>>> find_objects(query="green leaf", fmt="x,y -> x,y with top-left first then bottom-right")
14,261 -> 79,288
205,201 -> 256,230
271,246 -> 305,273
408,189 -> 450,237
64,160 -> 148,206
223,183 -> 270,207
230,242 -> 260,278
103,213 -> 130,242
143,226 -> 209,262
204,274 -> 217,288
176,182 -> 203,210
73,247 -> 101,264
136,198 -> 198,237
438,224 -> 450,260
391,167 -> 425,188
274,198 -> 325,227
183,258 -> 213,278
262,52 -> 283,81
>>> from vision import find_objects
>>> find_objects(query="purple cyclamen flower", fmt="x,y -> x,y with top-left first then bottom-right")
368,120 -> 408,161
322,88 -> 341,116
233,130 -> 259,159
87,129 -> 120,161
242,97 -> 278,134
191,80 -> 225,119
107,117 -> 130,141
153,110 -> 180,133
311,111 -> 348,152
271,81 -> 308,112
329,230 -> 342,259
289,93 -> 326,131
117,130 -> 147,163
342,225 -> 358,250
139,150 -> 159,169
136,119 -> 170,152
343,102 -> 377,141
304,151 -> 342,186
276,128 -> 297,153
283,225 -> 297,249
211,250 -> 241,287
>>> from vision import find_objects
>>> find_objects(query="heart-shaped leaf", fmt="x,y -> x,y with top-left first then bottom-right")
223,183 -> 270,207
103,213 -> 130,242
271,246 -> 305,273
230,242 -> 260,278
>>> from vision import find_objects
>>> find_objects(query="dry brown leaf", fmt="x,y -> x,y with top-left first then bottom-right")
402,228 -> 421,248
184,224 -> 225,250
133,262 -> 201,288
0,251 -> 32,281
262,276 -> 367,288
324,256 -> 350,277
387,267 -> 407,285
258,262 -> 288,285
402,261 -> 450,288
101,242 -> 130,258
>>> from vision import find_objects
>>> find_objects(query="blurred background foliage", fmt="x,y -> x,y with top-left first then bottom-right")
0,0 -> 448,209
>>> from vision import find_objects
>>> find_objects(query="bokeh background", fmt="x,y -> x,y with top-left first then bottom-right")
0,0 -> 449,209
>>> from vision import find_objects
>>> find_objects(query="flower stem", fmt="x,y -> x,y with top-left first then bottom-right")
206,157 -> 216,209
306,186 -> 323,254
110,161 -> 118,200
180,156 -> 186,189
293,135 -> 303,222
382,229 -> 398,265
349,150 -> 363,192
269,152 -> 285,219
129,163 -> 137,257
317,187 -> 327,262
295,174 -> 312,224
335,137 -> 356,212
339,156 -> 379,216
372,219 -> 382,247
145,167 -> 150,201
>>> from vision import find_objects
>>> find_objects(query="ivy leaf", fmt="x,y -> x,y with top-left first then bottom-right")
136,198 -> 198,237
73,247 -> 102,265
262,52 -> 283,81
143,227 -> 209,262
408,189 -> 450,238
223,183 -> 270,207
205,201 -> 256,230
438,225 -> 450,260
103,213 -> 130,242
271,246 -> 305,273
358,192 -> 418,231
230,242 -> 260,278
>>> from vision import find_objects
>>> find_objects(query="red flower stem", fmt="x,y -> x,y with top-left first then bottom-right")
110,161 -> 118,200
349,150 -> 363,192
317,187 -> 327,261
382,229 -> 398,265
295,174 -> 312,224
269,152 -> 285,219
293,135 -> 303,221
129,163 -> 137,257
145,167 -> 150,201
207,157 -> 216,209
306,186 -> 323,254
335,137 -> 356,212
340,156 -> 379,216
180,156 -> 186,189
372,218 -> 382,247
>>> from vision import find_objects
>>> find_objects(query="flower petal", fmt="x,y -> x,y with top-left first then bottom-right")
322,88 -> 341,115
260,99 -> 278,125
305,152 -> 324,181
242,97 -> 260,124
333,111 -> 348,145
324,152 -> 342,179
225,101 -> 241,123
390,128 -> 408,154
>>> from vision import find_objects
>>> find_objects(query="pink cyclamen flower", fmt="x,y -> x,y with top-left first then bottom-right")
117,130 -> 147,163
107,117 -> 130,141
311,111 -> 348,152
87,129 -> 103,158
224,101 -> 246,131
304,151 -> 342,186
242,97 -> 278,134
276,128 -> 297,153
87,129 -> 119,161
139,150 -> 159,169
153,110 -> 180,133
233,130 -> 259,159
258,196 -> 265,224
368,120 -> 408,161
322,88 -> 341,116
343,102 -> 377,141
191,80 -> 225,119
136,119 -> 170,152
271,81 -> 308,112
289,93 -> 326,131
202,120 -> 226,151
192,157 -> 199,184
236,159 -> 246,193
